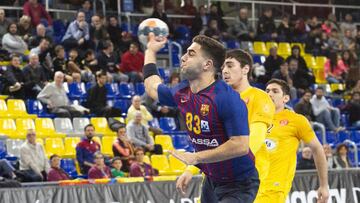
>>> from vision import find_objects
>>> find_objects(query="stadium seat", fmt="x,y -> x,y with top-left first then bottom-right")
277,42 -> 291,56
92,136 -> 102,148
341,114 -> 350,128
252,55 -> 266,65
16,118 -> 35,138
45,138 -> 65,157
134,83 -> 145,95
155,135 -> 174,153
35,118 -> 66,138
304,55 -> 317,69
105,83 -> 121,99
326,131 -> 337,144
150,155 -> 172,175
330,83 -> 345,93
60,158 -> 78,178
350,131 -> 360,143
113,99 -> 130,117
73,117 -> 90,134
175,25 -> 191,41
158,67 -> 169,82
169,154 -> 186,175
101,136 -> 116,156
225,40 -> 240,49
68,82 -> 87,100
312,68 -> 327,84
0,140 -> 6,158
119,83 -> 134,99
253,41 -> 267,55
172,134 -> 192,151
6,99 -> 37,119
0,118 -> 19,139
54,118 -> 75,135
90,117 -> 116,136
0,99 -> 11,118
316,56 -> 327,69
6,139 -> 24,157
26,100 -> 52,118
159,117 -> 178,132
149,118 -> 160,129
265,41 -> 278,51
338,131 -> 351,143
64,137 -> 80,158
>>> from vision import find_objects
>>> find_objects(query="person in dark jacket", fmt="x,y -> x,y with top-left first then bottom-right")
2,54 -> 26,99
297,147 -> 316,170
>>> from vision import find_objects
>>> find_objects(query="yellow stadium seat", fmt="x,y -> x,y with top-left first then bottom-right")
155,135 -> 174,153
330,83 -> 345,92
92,136 -> 102,148
36,138 -> 44,146
90,117 -> 116,136
64,137 -> 81,158
113,117 -> 125,124
277,42 -> 291,56
265,41 -> 278,51
0,61 -> 10,66
316,56 -> 328,69
45,137 -> 65,157
153,176 -> 177,181
304,55 -> 317,69
291,43 -> 305,56
143,155 -> 151,164
0,118 -> 18,138
16,118 -> 35,138
0,95 -> 8,100
0,100 -> 11,118
253,41 -> 268,55
7,99 -> 37,118
35,118 -> 66,138
151,155 -> 172,175
101,136 -> 116,156
313,68 -> 327,84
279,53 -> 290,59
169,154 -> 186,175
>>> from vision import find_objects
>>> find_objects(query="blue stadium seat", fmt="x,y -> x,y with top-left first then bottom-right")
85,82 -> 94,91
225,40 -> 240,49
175,25 -> 191,41
105,83 -> 121,99
326,131 -> 337,144
134,83 -> 145,95
149,118 -> 160,129
113,99 -> 131,117
68,82 -> 87,100
252,54 -> 266,65
172,134 -> 194,152
26,99 -> 55,118
332,98 -> 345,108
0,140 -> 6,159
341,114 -> 350,128
338,131 -> 351,143
119,83 -> 134,99
158,67 -> 170,82
350,130 -> 360,143
315,131 -> 323,144
159,117 -> 178,132
60,159 -> 78,178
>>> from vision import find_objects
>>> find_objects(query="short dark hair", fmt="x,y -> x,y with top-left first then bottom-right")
96,70 -> 107,78
336,143 -> 348,155
50,154 -> 60,161
7,22 -> 17,32
102,40 -> 113,50
134,147 -> 144,155
84,49 -> 94,57
54,45 -> 64,55
192,35 -> 226,79
84,123 -> 95,131
266,79 -> 290,96
130,41 -> 140,48
93,151 -> 103,158
225,49 -> 253,79
316,86 -> 325,92
10,53 -> 20,60
303,89 -> 313,95
111,156 -> 122,164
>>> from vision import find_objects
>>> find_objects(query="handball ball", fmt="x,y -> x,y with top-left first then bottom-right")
138,18 -> 169,47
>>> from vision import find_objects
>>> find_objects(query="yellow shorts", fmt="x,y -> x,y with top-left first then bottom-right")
254,190 -> 286,203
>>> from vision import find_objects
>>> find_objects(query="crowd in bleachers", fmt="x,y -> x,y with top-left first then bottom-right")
0,0 -> 359,186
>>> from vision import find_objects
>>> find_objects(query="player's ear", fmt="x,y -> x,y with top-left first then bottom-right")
203,59 -> 213,71
242,64 -> 250,75
283,95 -> 290,104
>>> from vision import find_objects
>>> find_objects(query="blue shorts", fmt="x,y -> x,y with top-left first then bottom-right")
200,170 -> 259,203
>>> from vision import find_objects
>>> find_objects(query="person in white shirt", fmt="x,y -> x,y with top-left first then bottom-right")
310,87 -> 344,132
20,129 -> 50,181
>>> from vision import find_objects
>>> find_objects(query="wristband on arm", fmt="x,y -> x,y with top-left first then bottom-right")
143,63 -> 160,79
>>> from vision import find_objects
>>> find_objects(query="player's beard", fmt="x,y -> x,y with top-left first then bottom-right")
181,66 -> 202,81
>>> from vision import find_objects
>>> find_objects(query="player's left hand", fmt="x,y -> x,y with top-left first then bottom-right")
170,150 -> 199,165
317,186 -> 329,203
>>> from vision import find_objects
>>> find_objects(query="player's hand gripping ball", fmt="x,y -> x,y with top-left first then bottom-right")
138,18 -> 169,48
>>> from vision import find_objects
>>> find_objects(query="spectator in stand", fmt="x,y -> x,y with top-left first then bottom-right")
323,144 -> 334,169
341,50 -> 358,70
97,40 -> 128,83
191,5 -> 209,37
79,0 -> 94,24
88,152 -> 111,179
22,53 -> 48,99
76,124 -> 101,174
81,49 -> 99,75
294,90 -> 326,144
204,19 -> 223,41
169,72 -> 180,88
29,24 -> 53,49
340,14 -> 357,37
286,45 -> 310,72
288,58 -> 314,94
47,154 -> 71,181
333,144 -> 351,169
120,41 -> 144,83
62,11 -> 90,51
20,129 -> 50,182
151,1 -> 173,35
129,147 -> 158,177
306,16 -> 321,31
87,71 -> 122,117
297,147 -> 316,170
0,159 -> 17,180
324,51 -> 348,83
0,9 -> 10,42
305,24 -> 323,56
23,0 -> 52,28
208,3 -> 227,32
112,126 -> 135,172
107,16 -> 123,51
2,54 -> 26,99
263,47 -> 284,83
328,29 -> 343,52
180,0 -> 197,27
257,7 -> 277,41
111,157 -> 126,177
322,19 -> 334,36
310,87 -> 344,133
127,111 -> 163,155
37,71 -> 86,118
30,37 -> 53,79
53,45 -> 73,83
342,91 -> 360,129
277,14 -> 291,42
66,49 -> 83,83
2,23 -> 28,55
227,7 -> 254,42
90,14 -> 109,50
17,15 -> 32,43
342,29 -> 356,52
271,61 -> 297,99
142,92 -> 178,119
327,13 -> 340,32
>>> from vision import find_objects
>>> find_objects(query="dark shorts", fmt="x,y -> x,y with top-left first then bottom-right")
200,170 -> 259,203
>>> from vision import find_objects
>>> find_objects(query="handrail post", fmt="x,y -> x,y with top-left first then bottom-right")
344,139 -> 359,168
118,0 -> 122,24
251,2 -> 255,32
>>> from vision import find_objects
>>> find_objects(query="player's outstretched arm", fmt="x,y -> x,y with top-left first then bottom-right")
143,32 -> 167,101
307,138 -> 329,203
249,122 -> 268,154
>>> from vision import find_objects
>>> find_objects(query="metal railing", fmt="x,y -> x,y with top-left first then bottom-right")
343,139 -> 359,168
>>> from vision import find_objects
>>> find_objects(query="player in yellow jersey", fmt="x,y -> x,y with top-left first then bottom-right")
222,49 -> 275,190
257,79 -> 329,203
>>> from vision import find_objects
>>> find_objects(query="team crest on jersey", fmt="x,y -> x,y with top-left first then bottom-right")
200,104 -> 210,116
279,119 -> 289,126
265,139 -> 277,150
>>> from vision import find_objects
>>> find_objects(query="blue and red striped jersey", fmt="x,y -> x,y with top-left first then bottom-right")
156,71 -> 256,183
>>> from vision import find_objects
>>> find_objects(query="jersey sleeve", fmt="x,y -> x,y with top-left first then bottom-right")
296,114 -> 316,143
217,91 -> 249,137
251,92 -> 275,126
